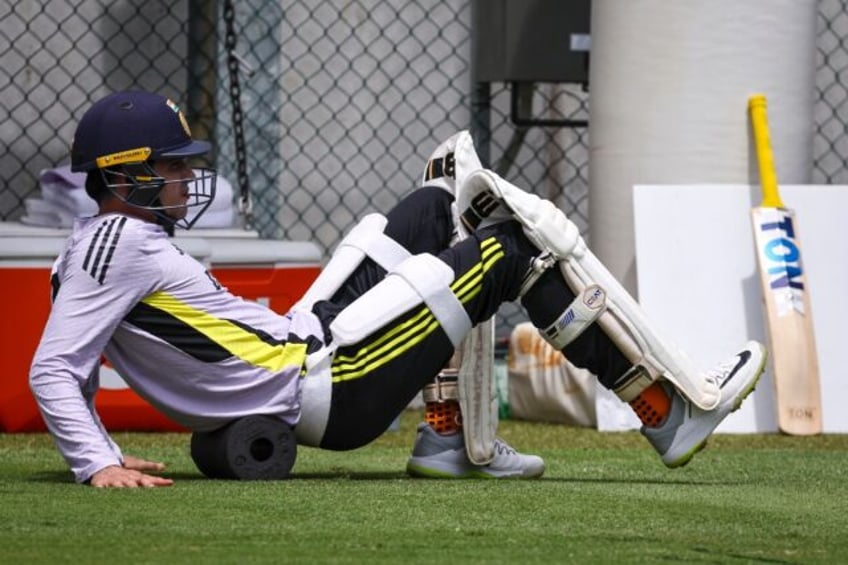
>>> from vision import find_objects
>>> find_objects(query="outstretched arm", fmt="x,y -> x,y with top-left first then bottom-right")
30,221 -> 162,484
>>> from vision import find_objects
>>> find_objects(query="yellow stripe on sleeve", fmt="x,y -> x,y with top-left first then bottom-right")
142,292 -> 307,372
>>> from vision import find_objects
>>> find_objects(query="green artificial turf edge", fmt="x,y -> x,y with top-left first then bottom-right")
1,412 -> 846,564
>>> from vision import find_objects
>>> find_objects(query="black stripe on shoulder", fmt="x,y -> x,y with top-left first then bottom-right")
82,219 -> 110,274
83,217 -> 127,285
88,218 -> 117,279
97,216 -> 127,284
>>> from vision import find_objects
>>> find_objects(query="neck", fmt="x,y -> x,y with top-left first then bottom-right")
98,198 -> 155,223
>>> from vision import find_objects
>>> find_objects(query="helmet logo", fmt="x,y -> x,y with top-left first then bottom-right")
166,98 -> 192,138
96,147 -> 152,169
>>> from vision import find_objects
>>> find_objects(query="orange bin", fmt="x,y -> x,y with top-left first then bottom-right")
0,224 -> 322,432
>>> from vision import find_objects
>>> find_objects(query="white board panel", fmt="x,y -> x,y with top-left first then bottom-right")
633,184 -> 847,433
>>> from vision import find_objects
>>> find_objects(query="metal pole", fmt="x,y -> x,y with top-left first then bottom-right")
187,0 -> 218,163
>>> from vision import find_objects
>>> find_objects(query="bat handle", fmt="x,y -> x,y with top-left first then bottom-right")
748,93 -> 785,209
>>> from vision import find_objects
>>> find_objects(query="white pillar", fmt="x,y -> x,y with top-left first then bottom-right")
588,0 -> 818,294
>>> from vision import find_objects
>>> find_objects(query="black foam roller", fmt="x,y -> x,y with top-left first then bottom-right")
190,415 -> 297,480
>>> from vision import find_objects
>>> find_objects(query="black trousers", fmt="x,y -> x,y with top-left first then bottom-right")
316,187 -> 629,450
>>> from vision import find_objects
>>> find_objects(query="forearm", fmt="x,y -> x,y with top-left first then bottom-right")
30,371 -> 123,482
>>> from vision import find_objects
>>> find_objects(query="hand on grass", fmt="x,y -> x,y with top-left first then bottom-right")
122,455 -> 166,473
89,456 -> 173,488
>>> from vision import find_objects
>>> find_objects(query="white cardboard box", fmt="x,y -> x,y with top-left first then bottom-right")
632,184 -> 847,433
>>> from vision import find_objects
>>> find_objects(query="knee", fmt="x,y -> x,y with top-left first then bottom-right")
385,186 -> 455,253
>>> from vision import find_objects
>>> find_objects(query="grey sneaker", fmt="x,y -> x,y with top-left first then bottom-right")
406,423 -> 545,479
642,341 -> 767,468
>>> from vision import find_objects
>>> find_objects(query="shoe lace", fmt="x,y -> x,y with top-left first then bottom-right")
493,439 -> 517,456
702,359 -> 736,385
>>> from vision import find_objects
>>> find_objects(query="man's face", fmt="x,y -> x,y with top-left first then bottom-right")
151,158 -> 194,220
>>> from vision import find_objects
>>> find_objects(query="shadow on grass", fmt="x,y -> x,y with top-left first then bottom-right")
552,475 -> 756,486
25,470 -> 209,484
25,469 -> 754,486
26,471 -> 76,483
691,546 -> 795,565
162,471 -> 408,481
25,470 -> 406,484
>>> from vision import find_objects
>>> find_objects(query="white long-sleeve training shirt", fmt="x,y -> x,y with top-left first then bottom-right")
29,214 -> 325,482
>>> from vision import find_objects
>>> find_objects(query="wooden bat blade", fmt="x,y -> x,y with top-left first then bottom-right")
750,205 -> 822,435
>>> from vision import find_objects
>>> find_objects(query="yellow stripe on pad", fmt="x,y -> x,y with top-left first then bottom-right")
331,237 -> 505,383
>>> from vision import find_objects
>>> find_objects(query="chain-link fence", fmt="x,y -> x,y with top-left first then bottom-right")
815,0 -> 848,183
0,0 -> 286,236
1,0 -> 846,335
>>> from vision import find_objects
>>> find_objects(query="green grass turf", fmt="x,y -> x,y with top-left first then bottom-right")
1,412 -> 846,564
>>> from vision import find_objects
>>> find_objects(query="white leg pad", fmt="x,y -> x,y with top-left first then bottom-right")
295,354 -> 332,447
330,253 -> 472,349
455,169 -> 719,410
562,239 -> 720,410
459,169 -> 581,259
292,213 -> 410,312
458,318 -> 497,465
421,135 -> 498,464
420,130 -> 484,241
455,168 -> 584,463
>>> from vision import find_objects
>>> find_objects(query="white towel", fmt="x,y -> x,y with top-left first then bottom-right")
34,165 -> 236,229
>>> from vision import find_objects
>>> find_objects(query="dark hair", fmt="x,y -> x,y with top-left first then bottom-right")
84,171 -> 108,202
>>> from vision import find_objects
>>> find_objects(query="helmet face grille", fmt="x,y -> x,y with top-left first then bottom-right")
180,167 -> 218,230
99,162 -> 218,230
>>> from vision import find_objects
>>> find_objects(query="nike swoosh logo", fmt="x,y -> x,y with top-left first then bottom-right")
720,350 -> 752,389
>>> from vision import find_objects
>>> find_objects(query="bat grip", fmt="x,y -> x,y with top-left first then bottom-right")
748,94 -> 784,208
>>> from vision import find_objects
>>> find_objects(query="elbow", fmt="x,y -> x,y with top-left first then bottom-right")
29,358 -> 64,399
29,363 -> 43,396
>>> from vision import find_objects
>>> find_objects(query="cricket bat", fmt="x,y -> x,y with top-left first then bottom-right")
748,93 -> 822,435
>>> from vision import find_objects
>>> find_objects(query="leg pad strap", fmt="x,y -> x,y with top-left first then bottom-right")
330,253 -> 472,349
561,241 -> 720,410
293,213 -> 410,312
